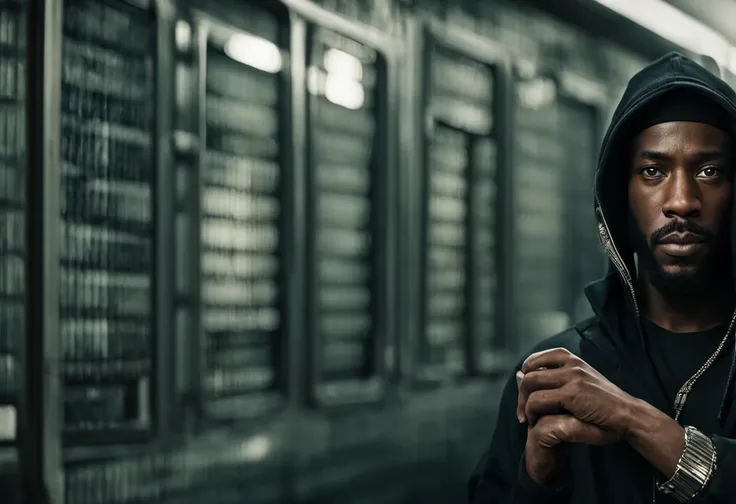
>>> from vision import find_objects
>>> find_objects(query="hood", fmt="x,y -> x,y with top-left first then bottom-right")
589,51 -> 736,424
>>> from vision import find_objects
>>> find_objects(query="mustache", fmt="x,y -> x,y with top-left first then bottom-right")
649,220 -> 715,247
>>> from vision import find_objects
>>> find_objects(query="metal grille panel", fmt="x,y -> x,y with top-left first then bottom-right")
514,97 -> 566,345
0,0 -> 25,445
202,15 -> 284,417
421,44 -> 499,377
470,137 -> 499,370
424,124 -> 468,375
309,28 -> 379,386
60,0 -> 154,436
558,99 -> 604,321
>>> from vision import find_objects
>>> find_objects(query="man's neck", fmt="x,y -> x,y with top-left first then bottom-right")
639,277 -> 735,333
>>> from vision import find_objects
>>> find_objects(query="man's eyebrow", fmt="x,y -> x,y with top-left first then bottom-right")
635,149 -> 670,161
634,149 -> 726,163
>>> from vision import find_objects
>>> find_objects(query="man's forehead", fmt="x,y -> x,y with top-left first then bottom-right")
632,121 -> 733,156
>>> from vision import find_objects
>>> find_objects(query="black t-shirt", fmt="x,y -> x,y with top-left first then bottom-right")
643,319 -> 732,503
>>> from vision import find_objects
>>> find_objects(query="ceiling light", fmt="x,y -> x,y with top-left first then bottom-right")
594,0 -> 732,72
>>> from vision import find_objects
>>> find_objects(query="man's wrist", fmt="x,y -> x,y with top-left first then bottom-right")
624,398 -> 685,479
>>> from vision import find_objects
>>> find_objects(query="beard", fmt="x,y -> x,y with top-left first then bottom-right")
627,212 -> 732,297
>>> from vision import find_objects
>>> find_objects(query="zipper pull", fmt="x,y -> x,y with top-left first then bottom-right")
675,390 -> 688,411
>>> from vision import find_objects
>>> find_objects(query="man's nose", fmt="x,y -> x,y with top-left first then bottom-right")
662,170 -> 701,218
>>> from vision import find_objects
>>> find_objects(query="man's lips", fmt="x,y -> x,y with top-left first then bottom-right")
658,232 -> 706,245
657,233 -> 707,257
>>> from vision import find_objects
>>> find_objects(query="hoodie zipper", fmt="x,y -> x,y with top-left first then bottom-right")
593,79 -> 736,504
597,206 -> 658,504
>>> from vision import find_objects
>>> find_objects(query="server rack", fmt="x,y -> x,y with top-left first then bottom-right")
414,21 -> 514,385
293,0 -> 398,408
174,1 -> 292,423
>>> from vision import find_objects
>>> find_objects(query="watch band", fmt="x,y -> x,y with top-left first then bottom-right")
657,426 -> 717,503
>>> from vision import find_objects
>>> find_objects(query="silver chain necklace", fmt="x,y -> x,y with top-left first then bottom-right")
672,308 -> 736,422
652,308 -> 736,503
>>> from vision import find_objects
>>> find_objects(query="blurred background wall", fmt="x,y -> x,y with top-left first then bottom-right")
2,0 -> 736,503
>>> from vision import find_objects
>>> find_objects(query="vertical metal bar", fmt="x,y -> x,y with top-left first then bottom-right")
415,25 -> 431,382
465,133 -> 478,375
373,52 -> 390,384
154,0 -> 175,437
190,22 -> 207,426
23,0 -> 63,501
496,63 -> 517,356
384,48 -> 399,386
398,17 -> 423,386
287,15 -> 308,408
303,22 -> 321,405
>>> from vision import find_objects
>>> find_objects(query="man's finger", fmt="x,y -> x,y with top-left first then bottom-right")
525,387 -> 569,425
522,347 -> 576,374
533,414 -> 617,447
516,367 -> 568,423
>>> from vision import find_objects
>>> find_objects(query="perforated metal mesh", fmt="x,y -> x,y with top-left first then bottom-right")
309,28 -> 379,387
0,0 -> 25,444
60,0 -> 154,436
201,12 -> 284,418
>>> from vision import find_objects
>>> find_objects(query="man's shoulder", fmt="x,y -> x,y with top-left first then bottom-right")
526,315 -> 606,357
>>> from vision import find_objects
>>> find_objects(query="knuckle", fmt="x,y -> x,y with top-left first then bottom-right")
571,365 -> 587,378
566,354 -> 583,366
553,348 -> 570,358
569,366 -> 589,385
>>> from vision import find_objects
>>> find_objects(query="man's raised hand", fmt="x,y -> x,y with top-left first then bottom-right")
517,348 -> 637,441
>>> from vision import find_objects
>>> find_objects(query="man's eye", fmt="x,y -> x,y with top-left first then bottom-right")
642,167 -> 661,177
698,166 -> 720,178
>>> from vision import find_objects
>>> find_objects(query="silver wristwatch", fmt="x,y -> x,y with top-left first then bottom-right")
657,426 -> 717,503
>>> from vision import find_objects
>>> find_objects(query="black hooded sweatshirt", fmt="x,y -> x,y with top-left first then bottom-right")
468,53 -> 736,504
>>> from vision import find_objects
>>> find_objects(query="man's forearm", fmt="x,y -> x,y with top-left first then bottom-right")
624,398 -> 685,478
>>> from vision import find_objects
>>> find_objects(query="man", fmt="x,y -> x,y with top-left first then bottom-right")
469,52 -> 736,504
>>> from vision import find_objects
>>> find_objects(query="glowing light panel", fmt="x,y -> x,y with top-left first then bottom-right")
224,33 -> 283,74
594,0 -> 735,74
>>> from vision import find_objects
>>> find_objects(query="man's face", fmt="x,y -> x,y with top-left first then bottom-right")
628,121 -> 734,294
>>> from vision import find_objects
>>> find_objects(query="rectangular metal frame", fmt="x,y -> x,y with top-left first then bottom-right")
507,65 -> 609,350
288,0 -> 400,408
410,20 -> 516,387
189,2 -> 293,423
60,0 -> 159,447
24,0 -> 64,499
554,70 -> 609,317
